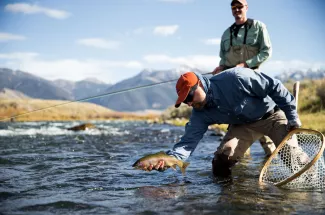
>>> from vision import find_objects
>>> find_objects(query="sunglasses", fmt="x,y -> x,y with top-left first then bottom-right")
231,5 -> 244,10
183,84 -> 198,104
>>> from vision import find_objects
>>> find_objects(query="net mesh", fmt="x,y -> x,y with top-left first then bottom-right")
260,129 -> 325,190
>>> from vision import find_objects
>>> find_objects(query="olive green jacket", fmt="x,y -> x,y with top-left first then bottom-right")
219,19 -> 272,69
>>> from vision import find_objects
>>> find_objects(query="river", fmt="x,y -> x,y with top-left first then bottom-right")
1,121 -> 324,214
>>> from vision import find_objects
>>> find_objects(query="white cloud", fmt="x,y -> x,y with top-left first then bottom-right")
143,54 -> 219,70
202,38 -> 221,45
0,52 -> 38,59
0,32 -> 26,42
0,52 -> 143,83
76,38 -> 120,49
261,60 -> 325,77
143,54 -> 325,76
153,25 -> 179,36
5,3 -> 70,19
2,52 -> 323,84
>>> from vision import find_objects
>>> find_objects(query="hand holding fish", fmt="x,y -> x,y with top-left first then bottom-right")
146,160 -> 168,172
132,151 -> 190,174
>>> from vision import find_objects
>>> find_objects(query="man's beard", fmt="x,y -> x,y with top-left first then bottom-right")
192,100 -> 206,110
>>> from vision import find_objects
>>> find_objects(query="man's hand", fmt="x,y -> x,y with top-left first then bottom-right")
236,62 -> 248,68
287,118 -> 302,131
147,160 -> 168,172
212,65 -> 224,75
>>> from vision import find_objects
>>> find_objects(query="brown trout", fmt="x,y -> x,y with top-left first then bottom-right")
132,151 -> 190,174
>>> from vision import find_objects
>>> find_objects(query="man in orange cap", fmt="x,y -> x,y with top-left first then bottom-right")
145,68 -> 302,178
212,0 -> 275,156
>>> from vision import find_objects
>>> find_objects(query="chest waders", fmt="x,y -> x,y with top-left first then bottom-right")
224,19 -> 259,70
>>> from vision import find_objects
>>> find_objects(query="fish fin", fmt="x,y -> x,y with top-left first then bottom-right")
156,151 -> 167,155
171,164 -> 177,170
180,162 -> 190,175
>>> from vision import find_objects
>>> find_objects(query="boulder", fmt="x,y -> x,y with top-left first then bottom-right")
67,123 -> 96,131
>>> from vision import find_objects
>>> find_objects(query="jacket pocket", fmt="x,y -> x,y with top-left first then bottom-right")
246,30 -> 259,45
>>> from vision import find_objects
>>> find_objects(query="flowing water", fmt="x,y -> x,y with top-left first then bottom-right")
0,121 -> 324,214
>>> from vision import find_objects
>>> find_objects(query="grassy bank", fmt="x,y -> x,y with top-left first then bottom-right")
0,99 -> 159,122
160,112 -> 325,134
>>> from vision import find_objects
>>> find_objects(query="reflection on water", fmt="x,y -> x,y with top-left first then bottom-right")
136,184 -> 187,199
0,121 -> 324,214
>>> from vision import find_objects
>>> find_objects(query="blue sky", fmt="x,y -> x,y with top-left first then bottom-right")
0,0 -> 324,83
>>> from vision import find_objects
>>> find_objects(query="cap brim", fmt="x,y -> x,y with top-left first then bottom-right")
174,87 -> 191,108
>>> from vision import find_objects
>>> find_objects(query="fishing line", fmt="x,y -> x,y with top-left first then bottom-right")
1,72 -> 213,122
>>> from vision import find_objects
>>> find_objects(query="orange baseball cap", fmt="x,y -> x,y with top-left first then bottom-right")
175,72 -> 198,108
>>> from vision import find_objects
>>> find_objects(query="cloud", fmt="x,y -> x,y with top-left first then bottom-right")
2,52 -> 323,84
261,60 -> 325,76
0,32 -> 26,42
76,38 -> 120,49
153,25 -> 179,36
143,54 -> 325,76
0,52 -> 143,83
5,3 -> 70,19
202,38 -> 221,45
0,52 -> 38,59
143,54 -> 219,70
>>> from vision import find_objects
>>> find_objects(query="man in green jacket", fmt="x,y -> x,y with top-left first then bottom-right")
212,0 -> 275,156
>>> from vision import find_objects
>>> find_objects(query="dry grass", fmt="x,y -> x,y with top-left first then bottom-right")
165,113 -> 325,134
0,99 -> 159,122
299,112 -> 325,133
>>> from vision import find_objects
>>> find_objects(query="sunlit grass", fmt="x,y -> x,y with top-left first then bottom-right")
300,112 -> 325,133
0,99 -> 159,122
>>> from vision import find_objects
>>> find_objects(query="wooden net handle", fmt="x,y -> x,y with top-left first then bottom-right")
293,81 -> 300,107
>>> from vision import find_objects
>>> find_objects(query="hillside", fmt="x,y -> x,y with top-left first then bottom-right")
0,99 -> 158,122
0,66 -> 204,112
92,66 -> 205,111
275,69 -> 325,82
0,88 -> 31,99
284,78 -> 325,113
1,67 -> 324,113
0,68 -> 72,100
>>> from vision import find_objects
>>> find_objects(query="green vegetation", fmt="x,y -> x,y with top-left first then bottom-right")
284,79 -> 325,113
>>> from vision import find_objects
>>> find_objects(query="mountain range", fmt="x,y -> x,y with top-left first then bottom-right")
274,69 -> 325,82
1,67 -> 324,112
0,66 -> 203,112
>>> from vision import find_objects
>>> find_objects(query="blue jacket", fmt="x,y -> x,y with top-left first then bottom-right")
167,67 -> 298,160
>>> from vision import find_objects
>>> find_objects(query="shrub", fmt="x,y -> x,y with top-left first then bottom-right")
161,105 -> 192,120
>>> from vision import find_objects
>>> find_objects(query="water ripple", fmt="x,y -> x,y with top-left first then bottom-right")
0,121 -> 324,214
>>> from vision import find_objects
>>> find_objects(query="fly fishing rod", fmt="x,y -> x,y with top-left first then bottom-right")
0,72 -> 213,122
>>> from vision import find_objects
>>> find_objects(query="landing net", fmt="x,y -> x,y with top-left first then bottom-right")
259,128 -> 325,190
